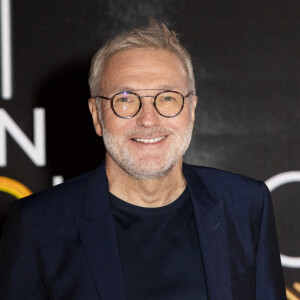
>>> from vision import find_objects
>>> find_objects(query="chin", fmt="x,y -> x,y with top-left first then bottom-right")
124,166 -> 172,181
119,158 -> 177,181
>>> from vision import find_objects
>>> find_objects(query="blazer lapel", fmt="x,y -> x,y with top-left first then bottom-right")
183,164 -> 232,300
76,162 -> 126,300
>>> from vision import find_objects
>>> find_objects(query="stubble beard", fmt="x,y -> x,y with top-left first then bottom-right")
101,121 -> 194,181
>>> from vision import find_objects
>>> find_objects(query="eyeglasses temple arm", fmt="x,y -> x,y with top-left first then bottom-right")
92,96 -> 111,100
184,92 -> 194,98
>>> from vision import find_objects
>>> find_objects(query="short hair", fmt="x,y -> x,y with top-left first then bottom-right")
89,19 -> 195,96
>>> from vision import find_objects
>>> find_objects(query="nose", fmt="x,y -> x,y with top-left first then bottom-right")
136,96 -> 160,127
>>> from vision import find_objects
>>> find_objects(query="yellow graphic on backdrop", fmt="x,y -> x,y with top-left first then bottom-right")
0,176 -> 32,199
286,282 -> 300,299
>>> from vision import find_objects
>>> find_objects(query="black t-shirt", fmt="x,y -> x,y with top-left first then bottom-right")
110,188 -> 207,300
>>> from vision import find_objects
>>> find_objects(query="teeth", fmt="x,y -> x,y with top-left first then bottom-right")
134,136 -> 166,143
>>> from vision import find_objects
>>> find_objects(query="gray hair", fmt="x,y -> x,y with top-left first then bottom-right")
89,19 -> 195,97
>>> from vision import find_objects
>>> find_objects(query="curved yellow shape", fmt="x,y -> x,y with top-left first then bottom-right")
0,176 -> 32,199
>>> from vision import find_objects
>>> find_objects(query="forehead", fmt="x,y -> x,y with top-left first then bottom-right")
101,48 -> 188,94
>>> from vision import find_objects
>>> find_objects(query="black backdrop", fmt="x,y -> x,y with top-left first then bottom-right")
0,0 -> 299,295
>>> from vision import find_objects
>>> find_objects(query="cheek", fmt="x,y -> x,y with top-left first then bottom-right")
178,107 -> 193,127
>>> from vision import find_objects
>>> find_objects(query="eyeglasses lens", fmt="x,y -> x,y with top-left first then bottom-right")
156,92 -> 183,117
113,93 -> 140,118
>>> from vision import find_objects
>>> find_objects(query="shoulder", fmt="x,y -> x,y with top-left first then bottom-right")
190,164 -> 263,188
13,168 -> 98,227
184,163 -> 269,214
185,163 -> 265,190
185,164 -> 274,247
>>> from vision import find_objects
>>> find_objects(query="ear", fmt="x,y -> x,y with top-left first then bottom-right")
191,95 -> 197,123
88,98 -> 102,137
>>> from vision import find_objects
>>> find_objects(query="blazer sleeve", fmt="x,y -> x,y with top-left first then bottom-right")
256,182 -> 287,300
0,200 -> 48,299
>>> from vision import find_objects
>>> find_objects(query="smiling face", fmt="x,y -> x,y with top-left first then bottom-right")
89,48 -> 197,180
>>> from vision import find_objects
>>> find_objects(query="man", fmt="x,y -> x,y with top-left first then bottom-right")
0,20 -> 286,299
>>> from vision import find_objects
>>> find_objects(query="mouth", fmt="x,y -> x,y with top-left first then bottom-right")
132,136 -> 167,144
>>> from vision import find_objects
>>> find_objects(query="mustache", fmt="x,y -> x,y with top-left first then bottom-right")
125,128 -> 176,138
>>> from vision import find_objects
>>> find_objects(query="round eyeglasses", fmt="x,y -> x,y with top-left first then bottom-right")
94,90 -> 193,119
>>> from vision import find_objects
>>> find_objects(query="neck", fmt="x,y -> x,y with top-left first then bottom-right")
105,156 -> 186,208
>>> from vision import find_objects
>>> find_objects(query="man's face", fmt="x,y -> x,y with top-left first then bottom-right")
89,48 -> 197,180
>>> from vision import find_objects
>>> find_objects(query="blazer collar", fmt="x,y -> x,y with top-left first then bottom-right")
183,164 -> 232,300
76,161 -> 127,300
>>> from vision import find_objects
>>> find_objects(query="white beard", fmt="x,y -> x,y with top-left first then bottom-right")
101,122 -> 194,181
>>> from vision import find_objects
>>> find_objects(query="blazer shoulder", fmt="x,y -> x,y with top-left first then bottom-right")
187,164 -> 263,187
185,164 -> 269,210
185,164 -> 273,244
15,168 -> 98,227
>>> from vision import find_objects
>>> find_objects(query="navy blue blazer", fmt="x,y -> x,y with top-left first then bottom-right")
0,163 -> 286,299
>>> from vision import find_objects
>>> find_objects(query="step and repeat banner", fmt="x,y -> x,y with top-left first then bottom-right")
0,0 -> 299,296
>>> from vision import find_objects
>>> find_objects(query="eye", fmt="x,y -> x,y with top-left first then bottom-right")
116,97 -> 130,103
161,95 -> 176,101
159,95 -> 177,102
113,94 -> 139,107
164,96 -> 171,100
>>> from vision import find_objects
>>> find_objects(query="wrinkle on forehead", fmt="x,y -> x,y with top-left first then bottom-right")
101,48 -> 188,96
